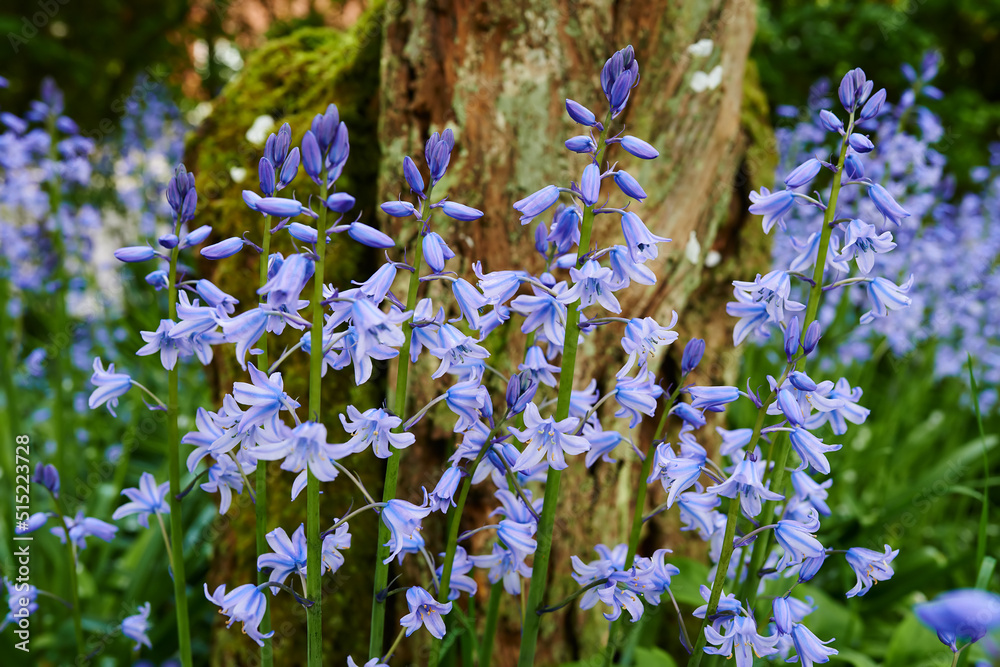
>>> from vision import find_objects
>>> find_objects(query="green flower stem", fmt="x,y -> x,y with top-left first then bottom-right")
370,184 -> 433,658
307,183 -> 329,665
0,275 -> 19,486
518,112 -> 611,667
257,214 -> 274,667
51,494 -> 84,658
738,113 -> 854,611
478,580 -> 503,667
603,386 -> 679,666
166,221 -> 193,667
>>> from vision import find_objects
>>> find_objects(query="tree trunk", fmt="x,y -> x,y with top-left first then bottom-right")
185,0 -> 772,664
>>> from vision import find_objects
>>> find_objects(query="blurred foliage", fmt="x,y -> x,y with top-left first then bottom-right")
755,0 -> 1000,190
0,0 -> 190,131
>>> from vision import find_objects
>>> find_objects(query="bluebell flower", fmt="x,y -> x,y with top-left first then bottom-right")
797,553 -> 827,583
506,372 -> 539,415
614,170 -> 647,200
508,403 -> 589,471
548,205 -> 582,253
803,378 -> 869,435
200,455 -> 250,514
380,200 -> 418,218
450,278 -> 488,331
257,253 -> 313,310
201,237 -> 246,260
838,67 -> 871,113
566,134 -> 597,153
258,157 -> 276,196
681,338 -> 706,375
620,211 -> 670,264
565,99 -> 598,126
597,579 -> 645,623
791,470 -> 833,516
497,519 -> 538,563
514,185 -> 560,225
205,584 -> 273,647
704,614 -> 779,666
338,405 -> 415,458
914,589 -> 1000,651
859,87 -> 887,121
301,130 -> 323,183
511,289 -> 568,346
182,225 -> 212,248
252,422 -> 341,500
423,232 -> 455,273
847,133 -> 874,153
788,427 -> 842,474
748,187 -> 795,234
136,320 -> 191,370
425,129 -> 455,184
647,439 -> 707,507
429,323 -> 489,380
860,275 -> 913,324
232,364 -> 299,433
348,657 -> 388,667
789,623 -> 838,666
381,498 -> 431,564
580,163 -> 601,206
868,183 -> 911,226
325,192 -> 356,212
475,264 -> 530,305
195,279 -> 239,314
400,586 -> 452,638
112,472 -> 170,528
708,457 -> 783,518
583,425 -> 624,467
843,153 -> 864,180
88,357 -> 132,416
158,233 -> 179,249
344,300 -> 409,385
119,602 -> 153,652
1,578 -> 38,632
32,463 -> 60,497
845,545 -> 898,597
438,200 -> 484,221
772,595 -> 814,635
558,259 -> 621,313
428,465 -> 463,513
608,244 -> 656,287
518,345 -> 559,387
220,308 -> 269,369
435,546 -> 478,600
677,491 -> 721,540
773,511 -> 825,570
671,401 -> 707,429
687,386 -> 740,411
614,370 -> 663,427
114,245 -> 156,263
617,135 -> 658,159
802,321 -> 822,355
784,158 -> 823,188
277,147 -> 299,189
470,543 -> 532,595
402,155 -> 425,196
257,524 -> 349,586
288,222 -> 320,244
348,221 -> 395,249
51,510 -> 118,550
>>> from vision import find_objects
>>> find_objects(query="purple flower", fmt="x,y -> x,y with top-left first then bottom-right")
868,183 -> 911,226
122,602 -> 152,651
32,463 -> 60,497
687,385 -> 740,411
614,170 -> 647,200
425,130 -> 455,184
201,237 -> 246,260
257,253 -> 314,310
325,192 -> 356,212
708,457 -> 783,518
681,338 -> 706,375
88,357 -> 132,416
514,185 -> 560,225
508,403 -> 589,472
136,320 -> 192,370
232,364 -> 299,433
860,275 -> 913,324
620,211 -> 670,264
381,200 -> 418,218
251,422 -> 340,500
784,158 -> 823,188
614,370 -> 663,428
704,614 -> 779,666
348,222 -> 395,249
51,510 -> 118,550
400,586 -> 452,638
112,472 -> 170,528
428,466 -> 463,513
773,512 -> 825,570
847,133 -> 874,153
381,498 -> 431,564
338,405 -> 415,459
749,187 -> 795,234
565,99 -> 598,126
789,623 -> 838,666
558,259 -> 622,313
788,427 -> 842,475
914,589 -> 1000,651
580,163 -> 601,205
617,314 -> 679,378
423,232 -> 455,273
438,200 -> 484,221
114,246 -> 156,263
845,545 -> 898,597
435,546 -> 479,600
618,135 -> 659,159
451,278 -> 488,332
204,583 -> 273,647
402,155 -> 425,195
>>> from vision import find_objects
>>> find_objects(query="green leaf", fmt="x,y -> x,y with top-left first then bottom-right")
632,646 -> 678,667
884,610 -> 951,667
667,556 -> 709,607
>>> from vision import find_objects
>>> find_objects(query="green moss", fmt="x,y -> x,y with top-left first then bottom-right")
184,3 -> 388,664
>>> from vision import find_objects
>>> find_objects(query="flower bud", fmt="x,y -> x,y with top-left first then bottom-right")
784,316 -> 801,362
681,338 -> 705,375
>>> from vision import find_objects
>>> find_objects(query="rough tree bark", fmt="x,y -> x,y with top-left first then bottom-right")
185,0 -> 773,664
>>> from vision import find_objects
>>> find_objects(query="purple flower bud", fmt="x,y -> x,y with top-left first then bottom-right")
201,237 -> 246,260
403,156 -> 425,195
263,133 -> 277,165
255,197 -> 314,219
56,116 -> 78,135
565,99 -> 598,126
580,163 -> 601,206
513,185 -> 560,225
33,463 -> 60,497
798,553 -> 826,582
158,234 -> 179,249
848,133 -> 874,153
609,70 -> 634,111
348,222 -> 395,249
818,109 -> 843,133
565,135 -> 597,153
618,135 -> 659,160
614,170 -> 647,200
681,338 -> 705,375
784,316 -> 801,362
534,222 -> 549,255
784,158 -> 822,188
301,130 -> 323,184
843,154 -> 864,181
145,270 -> 169,290
259,157 -> 276,196
325,192 -> 356,213
423,232 -> 455,273
868,184 -> 910,226
777,388 -> 805,426
859,88 -> 886,121
425,129 -> 455,184
439,200 -> 484,221
287,223 -> 319,244
788,371 -> 818,392
114,246 -> 156,263
277,147 -> 300,189
772,596 -> 796,635
505,372 -> 538,415
838,67 -> 866,111
274,123 -> 292,164
182,225 -> 212,248
243,190 -> 262,212
803,321 -> 821,355
180,188 -> 198,222
381,200 -> 418,218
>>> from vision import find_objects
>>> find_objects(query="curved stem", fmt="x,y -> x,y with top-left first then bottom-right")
331,460 -> 377,505
518,113 -> 611,667
322,502 -> 386,538
537,578 -> 609,614
167,217 -> 193,667
383,626 -> 407,663
52,498 -> 84,658
131,381 -> 167,408
370,184 -> 433,658
155,511 -> 175,574
306,183 -> 329,665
